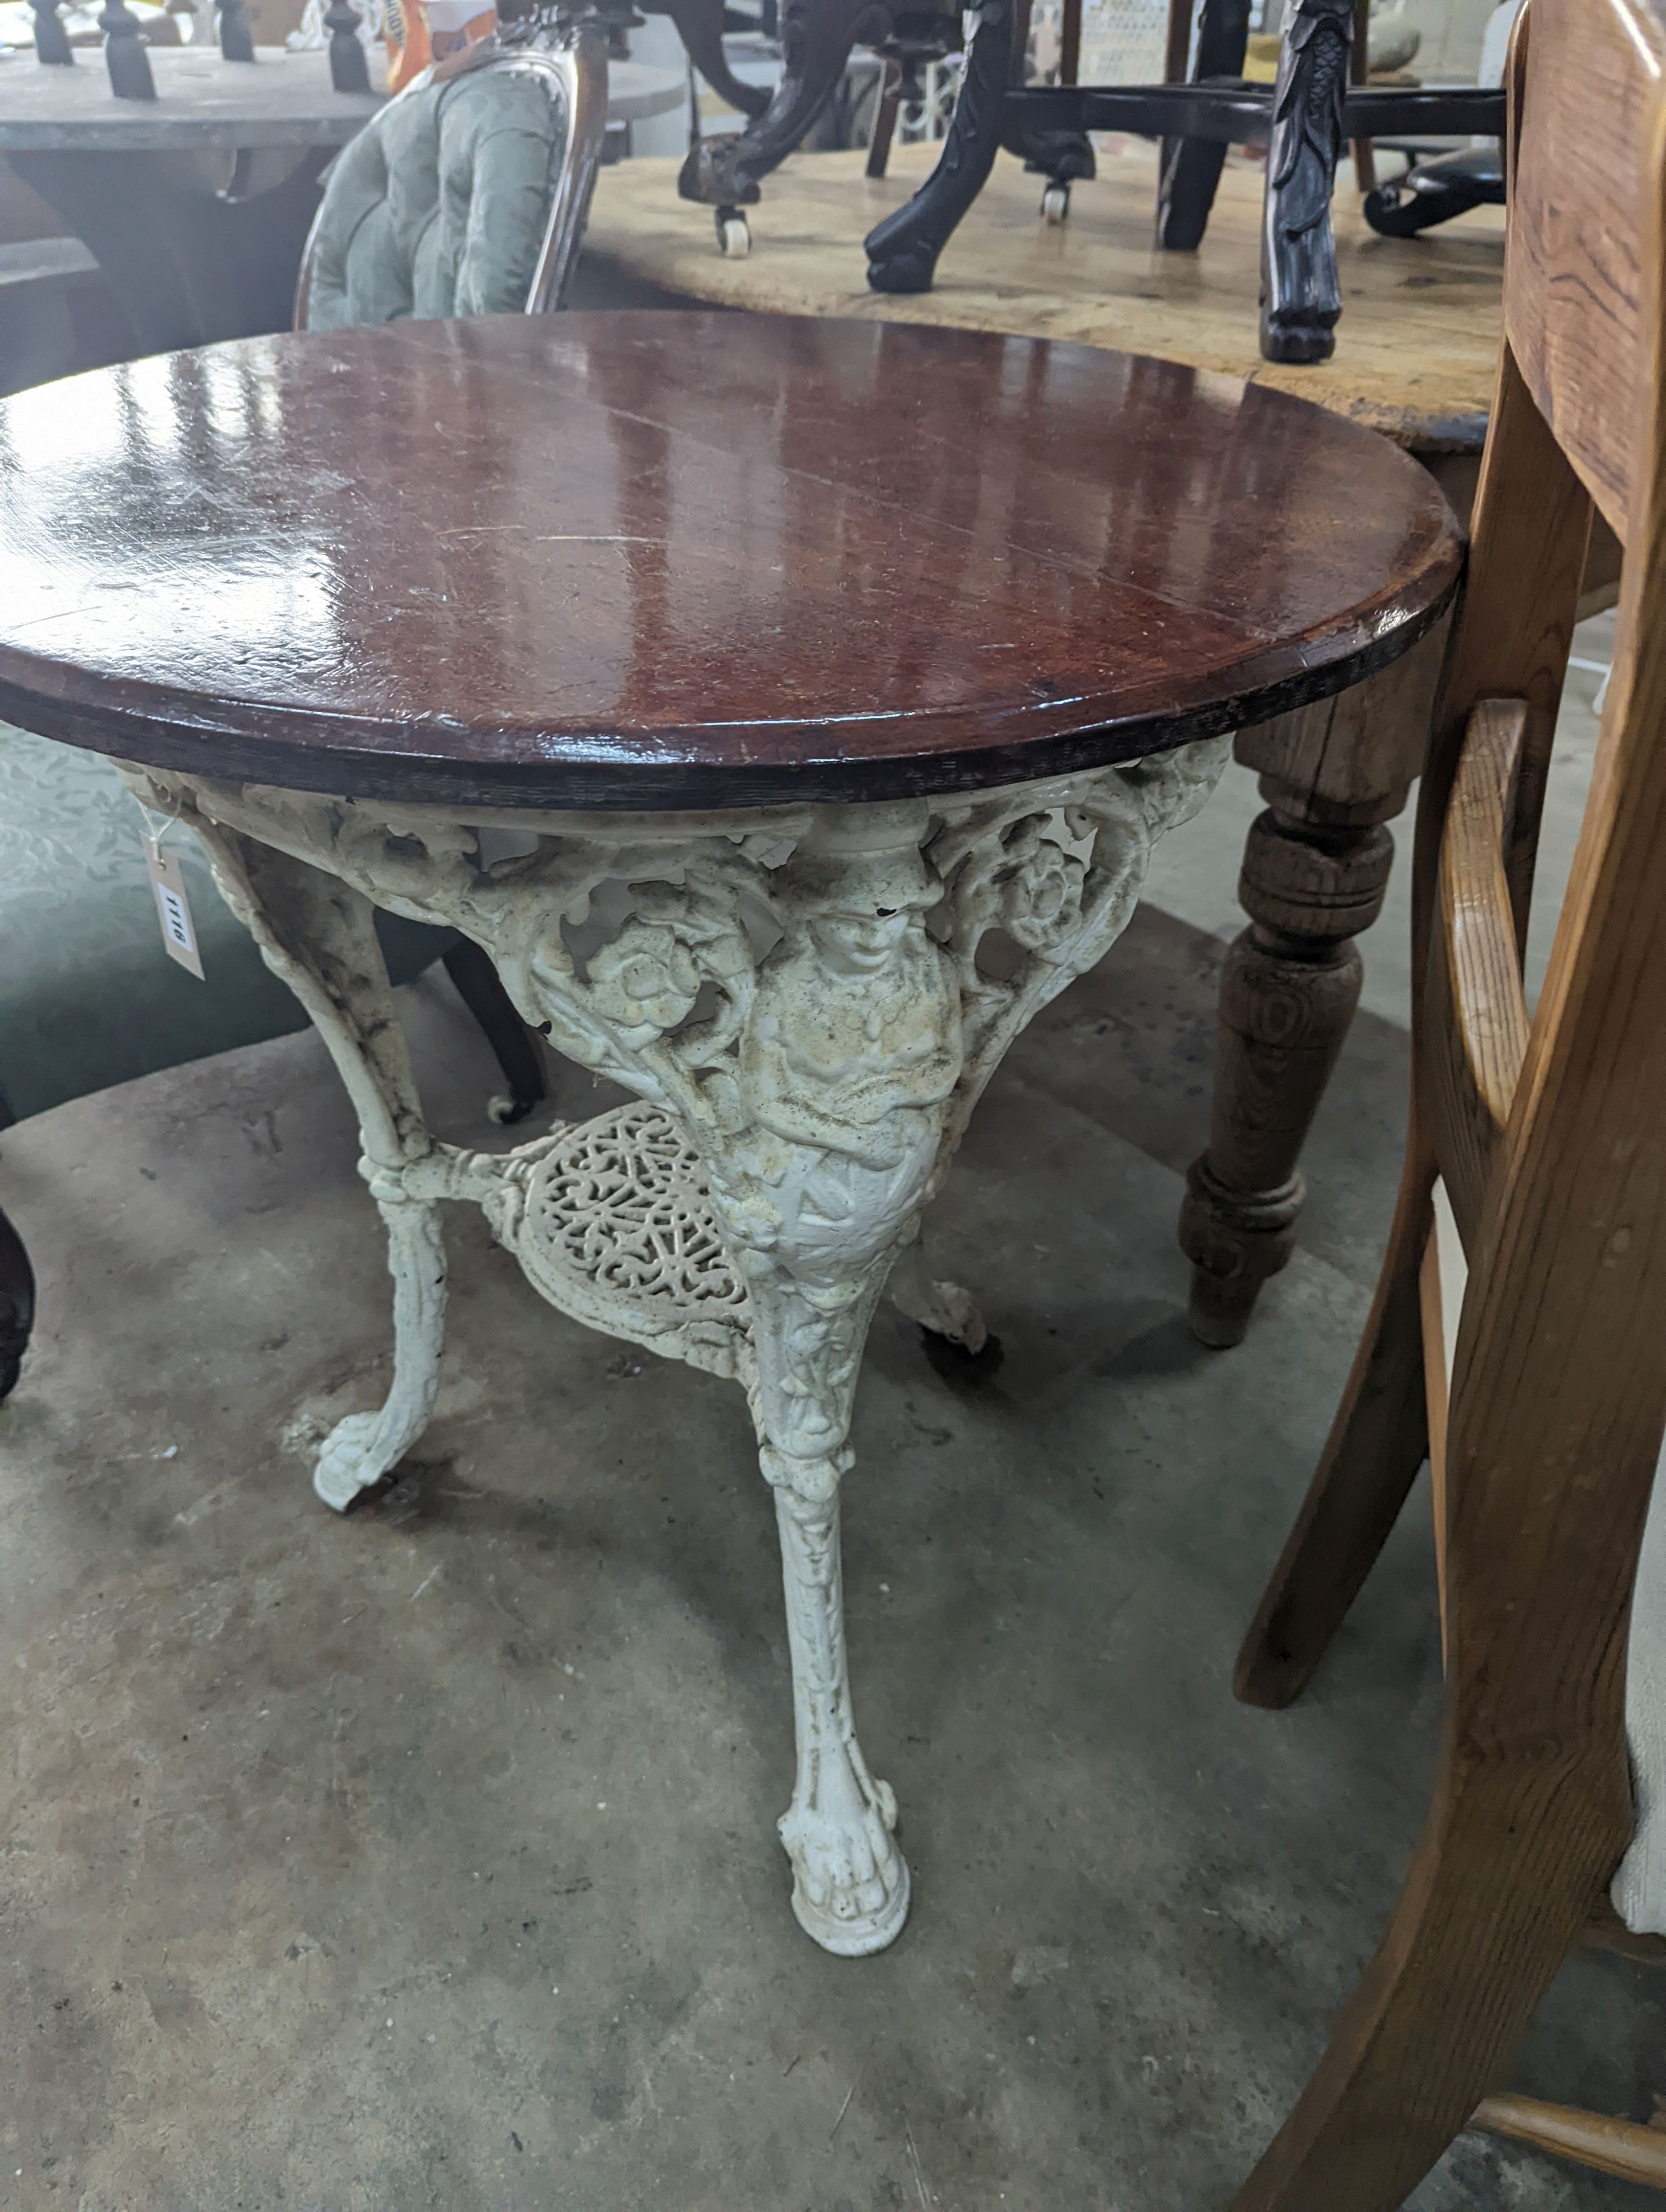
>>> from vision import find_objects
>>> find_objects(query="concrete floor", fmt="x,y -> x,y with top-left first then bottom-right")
4,621 -> 1662,2209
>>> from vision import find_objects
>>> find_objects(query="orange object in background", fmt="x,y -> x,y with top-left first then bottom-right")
384,0 -> 498,92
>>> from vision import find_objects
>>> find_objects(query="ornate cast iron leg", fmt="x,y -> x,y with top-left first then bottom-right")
865,0 -> 1014,293
751,1251 -> 913,1952
177,817 -> 449,1510
1259,0 -> 1352,363
679,0 -> 891,211
123,737 -> 1226,1951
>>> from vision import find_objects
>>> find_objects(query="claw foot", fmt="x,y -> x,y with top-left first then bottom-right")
779,1773 -> 911,1956
313,1409 -> 399,1512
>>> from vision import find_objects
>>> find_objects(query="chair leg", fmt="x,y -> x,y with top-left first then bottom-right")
0,1198 -> 35,1404
1156,0 -> 1250,250
866,64 -> 901,179
442,938 -> 548,1127
1234,1140 -> 1432,1708
864,0 -> 1016,293
1230,1737 -> 1620,2212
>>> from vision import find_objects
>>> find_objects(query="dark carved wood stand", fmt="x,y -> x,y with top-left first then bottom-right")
865,0 -> 1501,361
661,0 -> 1092,249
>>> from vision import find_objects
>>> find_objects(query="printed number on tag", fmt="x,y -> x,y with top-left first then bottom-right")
145,837 -> 205,980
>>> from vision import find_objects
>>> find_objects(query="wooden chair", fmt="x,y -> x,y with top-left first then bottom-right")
1229,0 -> 1666,2199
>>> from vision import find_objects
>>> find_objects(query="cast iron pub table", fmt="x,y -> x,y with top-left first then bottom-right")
0,313 -> 1460,1954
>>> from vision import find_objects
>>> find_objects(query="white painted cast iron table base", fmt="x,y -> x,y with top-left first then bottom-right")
120,738 -> 1227,1956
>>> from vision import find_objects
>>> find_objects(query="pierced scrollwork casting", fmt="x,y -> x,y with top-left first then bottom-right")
119,735 -> 1226,1954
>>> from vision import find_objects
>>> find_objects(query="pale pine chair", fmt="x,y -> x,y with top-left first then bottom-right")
1227,0 -> 1666,2200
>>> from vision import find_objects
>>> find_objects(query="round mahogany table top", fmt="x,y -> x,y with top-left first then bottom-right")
0,312 -> 1463,811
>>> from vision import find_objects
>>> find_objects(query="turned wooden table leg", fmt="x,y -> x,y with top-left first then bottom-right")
1180,621 -> 1447,1345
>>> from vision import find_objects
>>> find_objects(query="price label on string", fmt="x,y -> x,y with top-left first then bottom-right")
134,803 -> 205,981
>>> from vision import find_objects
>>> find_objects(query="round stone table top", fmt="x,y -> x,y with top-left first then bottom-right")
0,43 -> 685,150
0,311 -> 1463,811
587,141 -> 1507,454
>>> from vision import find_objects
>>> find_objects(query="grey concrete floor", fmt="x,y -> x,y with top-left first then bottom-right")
3,624 -> 1660,2210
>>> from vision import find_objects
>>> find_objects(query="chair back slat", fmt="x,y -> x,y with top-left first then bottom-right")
1421,699 -> 1530,1250
1503,0 -> 1666,539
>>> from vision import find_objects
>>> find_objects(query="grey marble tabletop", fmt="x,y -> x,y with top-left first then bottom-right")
0,43 -> 686,151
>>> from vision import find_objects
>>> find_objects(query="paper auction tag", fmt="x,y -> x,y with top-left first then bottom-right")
144,833 -> 205,980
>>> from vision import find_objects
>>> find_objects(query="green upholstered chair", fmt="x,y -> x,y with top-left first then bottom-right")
296,28 -> 609,330
0,22 -> 611,1398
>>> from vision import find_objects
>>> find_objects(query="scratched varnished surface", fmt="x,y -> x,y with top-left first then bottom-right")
0,313 -> 1463,809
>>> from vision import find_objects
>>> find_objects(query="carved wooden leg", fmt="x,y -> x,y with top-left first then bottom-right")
1180,786 -> 1394,1345
864,0 -> 1016,294
1180,624 -> 1446,1345
1156,0 -> 1251,251
184,823 -> 448,1512
678,0 -> 888,210
1259,0 -> 1352,364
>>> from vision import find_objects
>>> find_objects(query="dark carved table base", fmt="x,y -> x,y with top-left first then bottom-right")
866,0 -> 1500,362
667,0 -> 1091,255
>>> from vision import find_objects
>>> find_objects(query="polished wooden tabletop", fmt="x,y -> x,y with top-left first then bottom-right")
0,313 -> 1463,810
